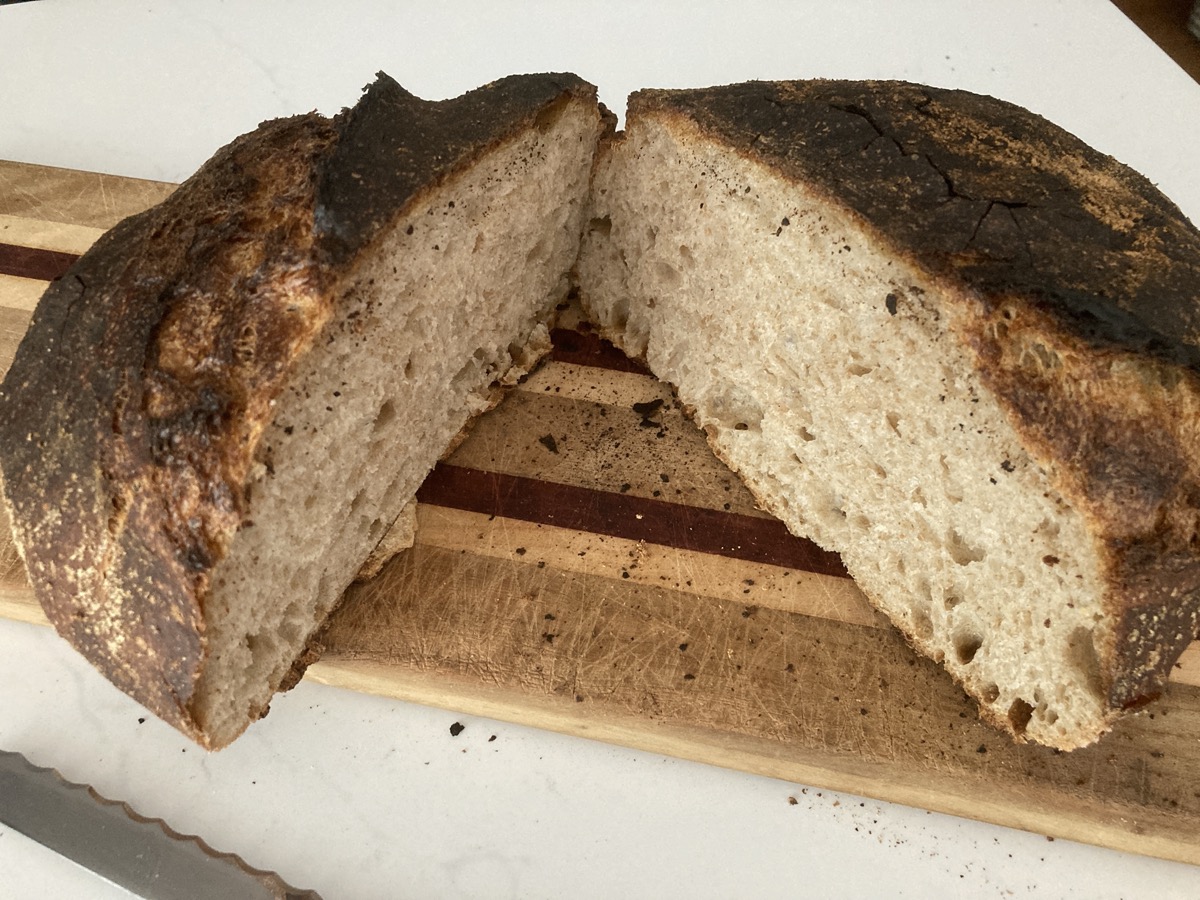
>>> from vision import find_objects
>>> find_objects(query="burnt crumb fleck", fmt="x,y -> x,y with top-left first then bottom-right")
977,744 -> 988,754
544,613 -> 556,621
781,217 -> 790,227
405,224 -> 414,235
1001,459 -> 1015,472
515,547 -> 527,556
538,434 -> 559,453
283,425 -> 294,435
788,796 -> 798,805
542,632 -> 556,643
785,663 -> 795,673
683,673 -> 696,681
137,717 -> 146,725
885,292 -> 899,315
632,397 -> 665,429
860,707 -> 869,716
660,473 -> 670,483
489,734 -> 497,743
449,722 -> 465,737
1043,555 -> 1059,566
679,642 -> 689,651
741,605 -> 758,618
575,694 -> 585,702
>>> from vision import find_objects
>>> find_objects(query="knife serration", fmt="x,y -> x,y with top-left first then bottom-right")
0,750 -> 321,899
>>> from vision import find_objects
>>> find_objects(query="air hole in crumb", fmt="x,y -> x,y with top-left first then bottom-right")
847,363 -> 874,377
981,683 -> 1000,703
943,593 -> 961,611
947,529 -> 987,565
797,426 -> 816,442
654,261 -> 680,286
532,102 -> 564,133
373,400 -> 397,433
588,215 -> 612,236
349,488 -> 367,515
886,412 -> 901,436
1008,698 -> 1035,734
955,632 -> 983,664
679,244 -> 693,264
1068,627 -> 1104,696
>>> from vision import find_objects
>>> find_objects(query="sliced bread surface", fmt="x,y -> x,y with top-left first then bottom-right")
576,80 -> 1200,749
0,72 -> 606,748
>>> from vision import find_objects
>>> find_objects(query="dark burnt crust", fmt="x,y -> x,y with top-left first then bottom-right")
0,73 -> 599,744
633,80 -> 1200,725
632,81 -> 1200,368
317,72 -> 596,265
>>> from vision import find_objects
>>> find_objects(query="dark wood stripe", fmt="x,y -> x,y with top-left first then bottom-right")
549,328 -> 651,374
417,464 -> 849,579
0,243 -> 78,282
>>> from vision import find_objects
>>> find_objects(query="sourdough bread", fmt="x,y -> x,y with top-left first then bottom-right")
576,80 -> 1200,749
0,72 -> 607,748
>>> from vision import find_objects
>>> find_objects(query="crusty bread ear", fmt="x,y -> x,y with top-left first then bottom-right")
0,73 -> 607,748
576,80 -> 1200,750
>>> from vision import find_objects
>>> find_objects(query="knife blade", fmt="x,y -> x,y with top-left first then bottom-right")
0,750 -> 321,899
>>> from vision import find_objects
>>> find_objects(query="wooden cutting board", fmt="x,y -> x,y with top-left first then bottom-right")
4,159 -> 1200,866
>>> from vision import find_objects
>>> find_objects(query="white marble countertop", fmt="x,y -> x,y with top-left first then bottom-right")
3,2 -> 1200,897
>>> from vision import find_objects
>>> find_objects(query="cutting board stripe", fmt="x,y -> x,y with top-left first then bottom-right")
417,463 -> 849,578
0,242 -> 77,283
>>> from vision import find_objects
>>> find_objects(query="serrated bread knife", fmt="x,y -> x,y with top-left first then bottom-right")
0,750 -> 321,899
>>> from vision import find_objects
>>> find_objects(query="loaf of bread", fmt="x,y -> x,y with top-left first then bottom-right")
0,72 -> 607,748
576,80 -> 1200,750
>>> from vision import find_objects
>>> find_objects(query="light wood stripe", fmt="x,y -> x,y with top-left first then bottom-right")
517,357 -> 670,407
0,273 -> 49,312
0,160 -> 174,230
414,504 -> 882,628
0,214 -> 104,256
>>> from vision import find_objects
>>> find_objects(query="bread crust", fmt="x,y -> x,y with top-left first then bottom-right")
0,73 -> 597,744
627,81 -> 1200,724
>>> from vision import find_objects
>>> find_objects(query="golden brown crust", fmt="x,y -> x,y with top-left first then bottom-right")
0,73 -> 599,744
631,80 -> 1200,723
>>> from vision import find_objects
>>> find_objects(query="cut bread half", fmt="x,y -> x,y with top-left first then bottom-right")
576,80 -> 1200,750
0,72 -> 607,748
